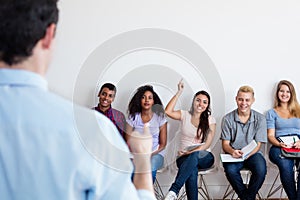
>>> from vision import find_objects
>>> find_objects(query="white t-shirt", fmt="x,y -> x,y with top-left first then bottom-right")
127,112 -> 167,156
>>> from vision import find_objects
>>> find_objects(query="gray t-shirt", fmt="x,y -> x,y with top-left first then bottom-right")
220,109 -> 267,150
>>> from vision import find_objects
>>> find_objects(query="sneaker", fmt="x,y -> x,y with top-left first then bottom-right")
164,191 -> 177,200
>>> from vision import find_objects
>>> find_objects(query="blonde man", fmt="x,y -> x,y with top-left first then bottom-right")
221,86 -> 267,200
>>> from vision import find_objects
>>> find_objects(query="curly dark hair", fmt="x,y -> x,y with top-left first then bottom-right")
0,0 -> 59,65
128,85 -> 164,120
189,90 -> 211,142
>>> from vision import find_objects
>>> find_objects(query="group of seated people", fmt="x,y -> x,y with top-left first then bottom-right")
95,80 -> 300,200
2,1 -> 300,199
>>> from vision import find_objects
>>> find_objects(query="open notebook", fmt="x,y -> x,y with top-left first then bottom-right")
220,140 -> 257,162
183,143 -> 205,152
277,135 -> 300,148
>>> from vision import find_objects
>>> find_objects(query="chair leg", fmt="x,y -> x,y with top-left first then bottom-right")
266,171 -> 285,199
154,178 -> 164,200
223,184 -> 236,200
177,187 -> 187,200
222,183 -> 262,199
198,174 -> 211,200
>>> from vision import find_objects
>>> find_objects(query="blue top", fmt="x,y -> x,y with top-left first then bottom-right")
221,109 -> 267,150
266,108 -> 300,137
127,113 -> 167,156
0,69 -> 155,200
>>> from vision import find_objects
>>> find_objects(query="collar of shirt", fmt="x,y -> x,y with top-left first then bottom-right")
95,105 -> 112,115
234,109 -> 255,124
0,68 -> 48,91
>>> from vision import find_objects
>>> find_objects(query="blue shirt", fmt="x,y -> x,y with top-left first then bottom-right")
0,69 -> 155,200
266,108 -> 300,138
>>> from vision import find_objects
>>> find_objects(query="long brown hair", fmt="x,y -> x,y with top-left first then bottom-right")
274,80 -> 300,118
189,90 -> 211,142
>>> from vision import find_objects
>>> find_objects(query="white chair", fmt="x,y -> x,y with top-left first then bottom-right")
197,165 -> 217,200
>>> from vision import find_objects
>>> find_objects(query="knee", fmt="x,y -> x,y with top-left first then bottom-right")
269,146 -> 282,164
224,166 -> 240,176
252,160 -> 267,177
198,151 -> 214,169
190,169 -> 198,178
151,154 -> 164,170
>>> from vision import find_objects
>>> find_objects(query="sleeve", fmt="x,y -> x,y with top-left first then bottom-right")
159,114 -> 168,127
91,162 -> 156,200
94,171 -> 156,200
254,114 -> 267,143
126,115 -> 135,127
208,116 -> 216,125
180,110 -> 185,121
220,116 -> 232,141
119,112 -> 126,137
266,109 -> 276,129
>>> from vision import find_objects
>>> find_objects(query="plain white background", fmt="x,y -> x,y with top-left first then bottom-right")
47,0 -> 300,198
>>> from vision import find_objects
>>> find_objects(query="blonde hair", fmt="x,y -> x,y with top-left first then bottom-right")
237,85 -> 254,96
274,80 -> 300,118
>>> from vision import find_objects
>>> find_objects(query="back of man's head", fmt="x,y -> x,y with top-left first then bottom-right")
0,0 -> 59,66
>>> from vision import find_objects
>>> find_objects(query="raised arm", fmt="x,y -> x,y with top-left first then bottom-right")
165,80 -> 184,120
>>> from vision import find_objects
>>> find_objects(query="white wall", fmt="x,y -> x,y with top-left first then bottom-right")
47,0 -> 300,198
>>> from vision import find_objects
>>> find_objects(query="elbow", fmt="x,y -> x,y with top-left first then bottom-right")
165,109 -> 171,117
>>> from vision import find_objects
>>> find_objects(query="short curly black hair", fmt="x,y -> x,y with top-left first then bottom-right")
0,0 -> 59,65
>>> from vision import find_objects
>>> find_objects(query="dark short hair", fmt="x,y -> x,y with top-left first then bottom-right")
99,83 -> 117,95
0,0 -> 59,65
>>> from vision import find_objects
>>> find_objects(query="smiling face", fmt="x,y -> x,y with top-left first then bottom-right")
141,91 -> 154,110
98,87 -> 115,111
236,91 -> 255,115
192,94 -> 209,114
277,84 -> 291,104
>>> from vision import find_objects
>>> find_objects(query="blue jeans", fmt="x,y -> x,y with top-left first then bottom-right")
151,154 -> 164,183
269,146 -> 300,200
131,154 -> 164,183
169,151 -> 214,200
223,153 -> 266,200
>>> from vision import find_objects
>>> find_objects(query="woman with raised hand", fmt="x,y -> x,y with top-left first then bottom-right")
126,85 -> 167,183
164,80 -> 216,200
267,80 -> 300,200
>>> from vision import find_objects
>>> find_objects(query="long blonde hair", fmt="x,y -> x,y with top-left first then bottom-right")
274,80 -> 300,118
